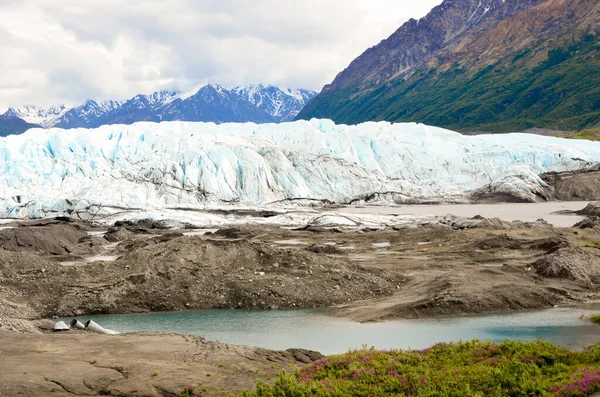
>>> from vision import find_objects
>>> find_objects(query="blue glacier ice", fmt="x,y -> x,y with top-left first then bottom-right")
0,119 -> 599,219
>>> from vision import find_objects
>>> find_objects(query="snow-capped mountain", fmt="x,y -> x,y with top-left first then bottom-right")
1,119 -> 600,219
232,85 -> 318,122
2,84 -> 318,129
54,100 -> 125,129
3,105 -> 70,128
159,84 -> 277,124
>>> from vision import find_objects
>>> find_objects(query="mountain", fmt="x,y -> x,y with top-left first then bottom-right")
3,105 -> 69,128
297,0 -> 600,133
2,120 -> 600,219
232,85 -> 318,122
0,116 -> 39,137
158,84 -> 276,124
54,100 -> 125,129
3,84 -> 318,129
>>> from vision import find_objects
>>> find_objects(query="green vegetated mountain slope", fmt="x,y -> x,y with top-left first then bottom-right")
0,116 -> 39,137
298,0 -> 600,133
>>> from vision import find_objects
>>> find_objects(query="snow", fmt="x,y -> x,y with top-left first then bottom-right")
4,84 -> 317,127
0,119 -> 599,220
232,85 -> 318,121
5,105 -> 71,128
171,80 -> 210,102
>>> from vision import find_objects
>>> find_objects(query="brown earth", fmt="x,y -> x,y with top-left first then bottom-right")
541,169 -> 600,202
0,329 -> 322,397
0,222 -> 404,320
1,213 -> 600,395
1,215 -> 599,324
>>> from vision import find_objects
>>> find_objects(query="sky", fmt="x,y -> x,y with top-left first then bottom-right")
0,0 -> 442,111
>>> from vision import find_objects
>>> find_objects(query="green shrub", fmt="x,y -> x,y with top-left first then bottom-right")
230,340 -> 600,397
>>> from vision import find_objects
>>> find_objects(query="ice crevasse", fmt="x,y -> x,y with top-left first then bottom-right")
0,119 -> 599,218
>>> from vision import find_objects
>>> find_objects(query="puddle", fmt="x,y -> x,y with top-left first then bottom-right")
373,242 -> 391,248
480,263 -> 505,268
338,246 -> 356,250
102,242 -> 119,250
273,240 -> 307,245
183,229 -> 219,237
61,255 -> 119,266
86,255 -> 119,262
418,242 -> 432,246
60,261 -> 84,267
87,231 -> 107,237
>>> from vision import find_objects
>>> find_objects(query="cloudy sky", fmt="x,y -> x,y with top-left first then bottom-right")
0,0 -> 442,110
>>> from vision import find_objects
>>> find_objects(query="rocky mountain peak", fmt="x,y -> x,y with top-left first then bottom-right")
298,0 -> 599,133
2,84 -> 318,129
323,0 -> 545,93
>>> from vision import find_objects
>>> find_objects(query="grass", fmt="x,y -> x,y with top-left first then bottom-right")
182,384 -> 207,397
591,315 -> 600,325
567,128 -> 600,142
215,340 -> 600,397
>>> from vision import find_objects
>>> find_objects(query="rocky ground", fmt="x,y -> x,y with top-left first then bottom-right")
0,328 -> 322,397
541,168 -> 600,202
1,212 -> 600,323
1,207 -> 600,395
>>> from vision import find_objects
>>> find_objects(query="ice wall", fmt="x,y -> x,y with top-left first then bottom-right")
0,119 -> 599,218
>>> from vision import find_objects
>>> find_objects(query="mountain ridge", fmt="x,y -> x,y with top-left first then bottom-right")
5,84 -> 317,129
297,0 -> 600,133
0,116 -> 40,137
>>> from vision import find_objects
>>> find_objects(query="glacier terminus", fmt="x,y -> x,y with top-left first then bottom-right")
1,119 -> 599,220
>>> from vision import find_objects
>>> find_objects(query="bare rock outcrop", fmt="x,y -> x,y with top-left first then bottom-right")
533,248 -> 600,284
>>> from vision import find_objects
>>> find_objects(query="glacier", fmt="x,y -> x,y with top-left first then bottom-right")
1,119 -> 600,220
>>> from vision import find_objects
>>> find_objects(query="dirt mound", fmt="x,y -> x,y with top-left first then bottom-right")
0,318 -> 41,334
404,283 -> 572,319
104,226 -> 135,242
306,244 -> 344,254
285,348 -> 324,364
114,218 -> 192,230
0,250 -> 72,318
575,202 -> 600,217
474,235 -> 567,253
475,234 -> 528,250
333,273 -> 577,321
212,228 -> 247,239
14,236 -> 404,316
533,248 -> 600,284
541,170 -> 600,201
440,215 -> 551,230
0,222 -> 89,255
574,216 -> 600,229
528,237 -> 570,253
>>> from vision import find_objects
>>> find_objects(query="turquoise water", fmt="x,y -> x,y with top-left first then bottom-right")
62,304 -> 600,355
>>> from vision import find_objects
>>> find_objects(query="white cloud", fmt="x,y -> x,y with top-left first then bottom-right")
0,0 -> 442,110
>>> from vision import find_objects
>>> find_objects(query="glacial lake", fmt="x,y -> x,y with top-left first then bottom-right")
62,304 -> 600,355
